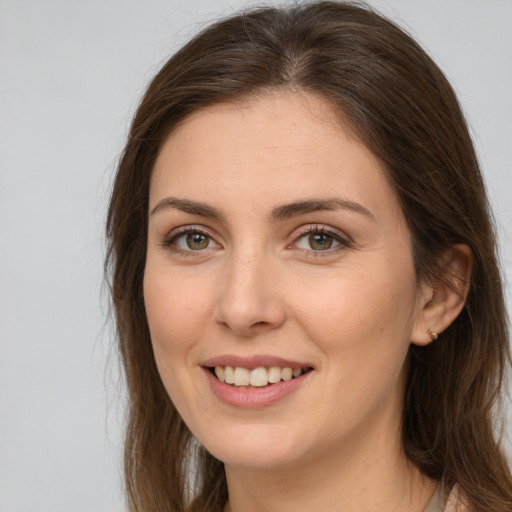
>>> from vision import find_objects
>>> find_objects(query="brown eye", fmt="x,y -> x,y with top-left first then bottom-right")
308,233 -> 333,250
185,232 -> 210,250
294,227 -> 347,253
164,227 -> 221,255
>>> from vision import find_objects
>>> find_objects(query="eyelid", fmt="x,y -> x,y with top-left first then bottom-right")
159,223 -> 350,255
161,225 -> 222,254
288,224 -> 351,252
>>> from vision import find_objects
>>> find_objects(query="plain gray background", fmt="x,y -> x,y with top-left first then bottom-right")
1,0 -> 511,510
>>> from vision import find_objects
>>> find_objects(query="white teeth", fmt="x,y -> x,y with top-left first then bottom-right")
214,366 -> 224,382
233,367 -> 250,386
249,367 -> 268,387
224,366 -> 235,384
281,367 -> 293,381
213,365 -> 306,387
268,366 -> 282,384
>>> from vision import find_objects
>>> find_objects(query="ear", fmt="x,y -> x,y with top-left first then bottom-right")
411,244 -> 473,346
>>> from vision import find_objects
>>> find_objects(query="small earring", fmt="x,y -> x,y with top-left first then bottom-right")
426,328 -> 438,341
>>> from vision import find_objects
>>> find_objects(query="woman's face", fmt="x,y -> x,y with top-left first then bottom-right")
144,92 -> 428,470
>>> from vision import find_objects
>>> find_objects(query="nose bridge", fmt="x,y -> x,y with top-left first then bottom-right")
215,242 -> 285,336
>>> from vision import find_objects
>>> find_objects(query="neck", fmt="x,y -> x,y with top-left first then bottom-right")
223,407 -> 436,512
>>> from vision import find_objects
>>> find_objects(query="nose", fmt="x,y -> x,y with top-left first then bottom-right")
215,251 -> 286,337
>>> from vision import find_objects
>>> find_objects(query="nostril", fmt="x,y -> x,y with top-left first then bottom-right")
215,296 -> 286,336
251,321 -> 270,329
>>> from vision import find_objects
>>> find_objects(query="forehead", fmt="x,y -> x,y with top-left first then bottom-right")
150,91 -> 401,222
161,91 -> 356,158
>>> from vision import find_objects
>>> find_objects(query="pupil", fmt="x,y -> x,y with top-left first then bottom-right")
309,233 -> 332,250
186,233 -> 209,250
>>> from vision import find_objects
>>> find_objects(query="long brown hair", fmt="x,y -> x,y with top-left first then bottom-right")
105,2 -> 512,511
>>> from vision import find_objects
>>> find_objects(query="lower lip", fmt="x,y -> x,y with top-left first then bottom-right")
203,368 -> 312,408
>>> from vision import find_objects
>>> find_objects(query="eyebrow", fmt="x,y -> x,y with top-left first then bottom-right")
151,197 -> 225,220
269,198 -> 375,222
151,196 -> 375,222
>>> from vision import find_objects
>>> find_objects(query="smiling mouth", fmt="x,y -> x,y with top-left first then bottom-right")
209,365 -> 313,388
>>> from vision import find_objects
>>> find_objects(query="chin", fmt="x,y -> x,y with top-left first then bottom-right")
195,423 -> 308,470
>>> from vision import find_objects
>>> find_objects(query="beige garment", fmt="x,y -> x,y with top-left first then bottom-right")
424,482 -> 468,512
444,485 -> 468,512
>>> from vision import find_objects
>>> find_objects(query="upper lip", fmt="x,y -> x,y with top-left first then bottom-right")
201,355 -> 313,370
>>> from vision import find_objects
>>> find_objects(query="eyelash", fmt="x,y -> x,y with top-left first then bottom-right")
161,226 -> 216,256
161,224 -> 350,257
290,225 -> 351,256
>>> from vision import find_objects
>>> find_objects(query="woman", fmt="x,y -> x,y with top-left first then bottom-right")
105,2 -> 512,511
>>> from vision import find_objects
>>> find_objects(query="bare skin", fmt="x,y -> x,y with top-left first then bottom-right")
144,91 -> 470,512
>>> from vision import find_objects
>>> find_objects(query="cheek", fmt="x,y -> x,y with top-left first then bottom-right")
290,262 -> 418,372
287,265 -> 417,437
143,266 -> 214,360
143,266 -> 215,417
